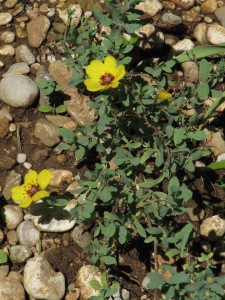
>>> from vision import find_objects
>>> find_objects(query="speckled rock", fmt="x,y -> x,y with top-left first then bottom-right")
75,265 -> 101,300
2,205 -> 23,230
135,0 -> 163,17
193,23 -> 208,45
0,277 -> 25,300
0,12 -> 12,25
207,23 -> 225,44
34,118 -> 60,147
0,45 -> 15,56
172,38 -> 195,53
3,170 -> 21,201
24,256 -> 65,300
50,169 -> 74,188
200,215 -> 225,241
57,4 -> 82,27
9,245 -> 33,264
170,0 -> 195,9
201,0 -> 218,14
181,61 -> 199,83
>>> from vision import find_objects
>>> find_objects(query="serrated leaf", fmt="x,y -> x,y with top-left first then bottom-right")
168,272 -> 189,284
145,272 -> 164,290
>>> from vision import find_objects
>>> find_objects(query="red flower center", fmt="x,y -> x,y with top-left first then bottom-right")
26,184 -> 40,197
100,73 -> 115,85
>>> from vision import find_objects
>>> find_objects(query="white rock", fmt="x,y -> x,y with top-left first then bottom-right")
200,215 -> 225,241
75,265 -> 101,300
0,278 -> 25,300
3,62 -> 30,77
24,256 -> 65,300
17,220 -> 40,247
30,201 -> 76,232
0,31 -> 15,43
193,23 -> 208,45
0,45 -> 15,56
181,61 -> 199,83
23,162 -> 32,169
9,245 -> 33,264
57,4 -> 82,27
0,13 -> 12,25
207,23 -> 225,44
172,38 -> 195,53
17,153 -> 27,163
217,153 -> 225,162
135,0 -> 162,17
0,75 -> 39,108
50,169 -> 74,188
15,44 -> 36,65
2,205 -> 23,230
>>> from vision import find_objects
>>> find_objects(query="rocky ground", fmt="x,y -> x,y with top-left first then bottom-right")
1,0 -> 225,299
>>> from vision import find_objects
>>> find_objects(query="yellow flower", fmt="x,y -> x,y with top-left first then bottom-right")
11,169 -> 52,208
84,55 -> 126,92
157,90 -> 172,101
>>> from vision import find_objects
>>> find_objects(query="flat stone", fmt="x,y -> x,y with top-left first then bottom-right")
0,13 -> 12,25
27,15 -> 50,48
2,62 -> 30,77
34,118 -> 60,147
0,113 -> 10,138
3,170 -> 22,200
0,278 -> 25,300
170,0 -> 195,9
15,44 -> 35,65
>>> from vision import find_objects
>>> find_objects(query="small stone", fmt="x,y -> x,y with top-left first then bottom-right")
3,62 -> 30,77
15,44 -> 36,65
201,0 -> 218,14
17,153 -> 27,163
46,115 -> 73,127
0,45 -> 15,56
0,13 -> 13,25
5,0 -> 18,8
182,9 -> 202,23
161,13 -> 182,25
75,265 -> 101,300
0,278 -> 25,300
193,23 -> 208,45
0,155 -> 16,170
17,220 -> 40,248
181,61 -> 199,83
217,153 -> 225,162
215,6 -> 225,27
27,16 -> 51,48
0,31 -> 15,43
9,245 -> 33,264
57,4 -> 82,27
201,239 -> 211,253
7,230 -> 18,246
135,0 -> 162,17
0,264 -> 9,278
2,205 -> 23,230
24,256 -> 65,300
23,162 -> 32,169
172,38 -> 195,53
200,215 -> 225,241
71,226 -> 92,248
50,169 -> 73,187
170,0 -> 195,9
0,113 -> 10,138
34,118 -> 60,147
3,170 -> 21,200
187,200 -> 205,222
204,128 -> 225,157
207,23 -> 225,44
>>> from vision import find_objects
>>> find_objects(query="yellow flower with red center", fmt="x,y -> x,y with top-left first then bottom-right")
11,169 -> 52,208
84,55 -> 126,92
157,90 -> 173,101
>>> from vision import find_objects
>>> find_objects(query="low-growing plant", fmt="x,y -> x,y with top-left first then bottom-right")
28,0 -> 225,298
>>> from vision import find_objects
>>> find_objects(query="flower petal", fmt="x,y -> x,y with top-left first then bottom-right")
84,79 -> 103,92
11,186 -> 27,202
24,170 -> 38,185
32,190 -> 50,202
37,169 -> 52,189
18,197 -> 33,208
104,56 -> 117,75
114,65 -> 126,81
85,60 -> 105,79
110,80 -> 119,88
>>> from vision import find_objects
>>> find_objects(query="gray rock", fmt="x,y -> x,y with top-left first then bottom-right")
3,170 -> 22,200
9,245 -> 33,264
162,12 -> 182,25
215,6 -> 225,27
2,205 -> 23,230
2,62 -> 30,77
71,225 -> 92,248
0,75 -> 39,108
15,44 -> 36,65
0,277 -> 25,300
24,256 -> 65,300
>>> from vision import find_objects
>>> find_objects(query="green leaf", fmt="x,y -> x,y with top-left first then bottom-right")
59,128 -> 75,144
187,130 -> 205,141
185,282 -> 205,292
145,272 -> 164,290
203,91 -> 225,121
38,105 -> 53,113
0,250 -> 7,264
173,128 -> 186,145
75,146 -> 85,160
199,58 -> 212,83
197,82 -> 210,100
166,248 -> 180,257
56,105 -> 66,114
168,272 -> 189,284
140,149 -> 154,164
133,216 -> 146,238
207,160 -> 225,170
210,283 -> 225,296
101,256 -> 116,265
99,188 -> 112,202
56,143 -> 71,151
89,279 -> 101,290
138,174 -> 164,188
118,226 -> 128,245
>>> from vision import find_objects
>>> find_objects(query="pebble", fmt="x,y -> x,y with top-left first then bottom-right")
207,23 -> 225,44
0,264 -> 9,278
187,200 -> 205,221
0,113 -> 10,138
0,45 -> 15,56
0,278 -> 25,300
50,169 -> 74,188
23,162 -> 32,169
204,128 -> 225,157
161,12 -> 182,25
24,256 -> 65,300
34,118 -> 60,147
200,215 -> 225,241
0,31 -> 15,43
201,0 -> 218,14
2,170 -> 21,201
5,0 -> 18,8
17,153 -> 27,163
27,15 -> 51,48
75,265 -> 101,300
0,12 -> 13,25
17,220 -> 40,247
9,245 -> 33,264
193,23 -> 208,44
71,225 -> 92,248
30,201 -> 76,232
0,155 -> 16,170
57,4 -> 82,27
135,0 -> 163,17
2,205 -> 23,230
171,0 -> 195,9
0,75 -> 39,108
181,61 -> 199,83
215,6 -> 225,27
15,44 -> 36,65
7,230 -> 18,246
172,38 -> 195,53
2,62 -> 30,77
